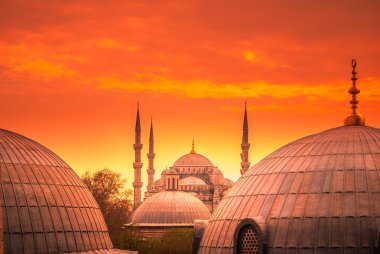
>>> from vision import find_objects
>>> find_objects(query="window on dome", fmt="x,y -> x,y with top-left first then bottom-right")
234,218 -> 266,254
237,225 -> 259,254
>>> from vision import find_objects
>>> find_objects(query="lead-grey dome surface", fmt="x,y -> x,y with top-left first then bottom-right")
128,191 -> 211,226
0,129 -> 124,253
199,125 -> 380,253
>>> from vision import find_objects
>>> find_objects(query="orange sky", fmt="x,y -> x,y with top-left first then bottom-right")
1,0 -> 380,187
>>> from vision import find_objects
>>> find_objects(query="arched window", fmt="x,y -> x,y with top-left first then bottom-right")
167,178 -> 170,189
172,178 -> 175,189
234,218 -> 265,254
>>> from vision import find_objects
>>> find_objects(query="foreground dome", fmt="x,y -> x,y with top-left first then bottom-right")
173,153 -> 214,167
199,125 -> 380,253
128,191 -> 211,226
0,129 -> 124,253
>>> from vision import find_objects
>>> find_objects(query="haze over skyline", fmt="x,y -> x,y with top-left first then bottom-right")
1,0 -> 380,186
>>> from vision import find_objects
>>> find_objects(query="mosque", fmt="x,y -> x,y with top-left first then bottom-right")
125,101 -> 250,236
126,59 -> 380,253
129,104 -> 249,212
2,58 -> 379,254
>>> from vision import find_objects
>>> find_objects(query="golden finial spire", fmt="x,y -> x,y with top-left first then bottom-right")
190,139 -> 196,154
344,59 -> 365,126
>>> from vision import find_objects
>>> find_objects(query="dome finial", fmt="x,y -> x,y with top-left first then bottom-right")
190,139 -> 196,154
344,59 -> 365,126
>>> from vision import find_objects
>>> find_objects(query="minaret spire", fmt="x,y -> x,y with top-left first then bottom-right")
133,103 -> 143,209
240,101 -> 250,175
147,117 -> 155,189
344,59 -> 365,126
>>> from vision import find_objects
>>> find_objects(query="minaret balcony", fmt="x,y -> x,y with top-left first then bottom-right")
241,143 -> 250,149
133,181 -> 143,188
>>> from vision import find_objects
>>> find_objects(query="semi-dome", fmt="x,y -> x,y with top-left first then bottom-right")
128,191 -> 211,226
198,125 -> 380,253
173,153 -> 214,167
179,176 -> 208,186
0,129 -> 124,253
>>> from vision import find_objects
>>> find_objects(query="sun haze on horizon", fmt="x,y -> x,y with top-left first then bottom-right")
1,0 -> 380,187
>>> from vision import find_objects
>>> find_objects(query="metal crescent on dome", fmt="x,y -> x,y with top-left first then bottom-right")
352,58 -> 357,68
190,139 -> 196,154
344,58 -> 365,126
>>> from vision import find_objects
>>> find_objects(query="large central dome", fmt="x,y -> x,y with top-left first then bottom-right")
0,129 -> 124,253
198,125 -> 380,253
173,153 -> 214,167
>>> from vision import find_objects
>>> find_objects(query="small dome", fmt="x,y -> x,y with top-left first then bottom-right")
179,176 -> 208,186
223,178 -> 234,187
128,191 -> 211,226
173,153 -> 214,167
199,125 -> 380,253
211,168 -> 223,175
0,129 -> 121,253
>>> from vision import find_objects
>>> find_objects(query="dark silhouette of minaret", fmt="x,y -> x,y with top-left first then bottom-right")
133,104 -> 143,209
240,102 -> 250,175
147,118 -> 155,190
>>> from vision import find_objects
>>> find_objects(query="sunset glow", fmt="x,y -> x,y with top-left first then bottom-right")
1,0 -> 380,187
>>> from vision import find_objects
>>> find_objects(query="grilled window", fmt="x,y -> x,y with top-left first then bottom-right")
237,225 -> 259,254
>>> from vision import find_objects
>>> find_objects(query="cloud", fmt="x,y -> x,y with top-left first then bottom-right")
96,75 -> 380,101
11,59 -> 76,80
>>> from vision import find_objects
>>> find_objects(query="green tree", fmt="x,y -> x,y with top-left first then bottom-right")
116,227 -> 193,254
160,228 -> 193,254
82,169 -> 133,240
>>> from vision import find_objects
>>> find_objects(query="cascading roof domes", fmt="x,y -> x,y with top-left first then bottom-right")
0,129 -> 127,253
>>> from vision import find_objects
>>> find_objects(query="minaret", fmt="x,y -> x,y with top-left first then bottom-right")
147,118 -> 155,190
132,104 -> 143,209
240,102 -> 250,175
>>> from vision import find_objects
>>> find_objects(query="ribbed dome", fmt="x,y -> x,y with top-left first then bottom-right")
199,125 -> 380,253
0,129 -> 122,253
179,176 -> 208,186
128,191 -> 211,226
173,153 -> 214,167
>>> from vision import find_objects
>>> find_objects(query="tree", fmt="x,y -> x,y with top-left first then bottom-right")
160,228 -> 193,254
82,169 -> 133,240
116,228 -> 193,254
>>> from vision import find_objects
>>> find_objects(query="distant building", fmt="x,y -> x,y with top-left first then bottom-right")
196,60 -> 380,253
